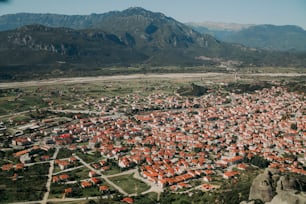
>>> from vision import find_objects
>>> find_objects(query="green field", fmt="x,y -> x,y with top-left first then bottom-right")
109,173 -> 150,195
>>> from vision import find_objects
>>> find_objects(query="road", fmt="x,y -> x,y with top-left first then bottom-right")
74,154 -> 164,198
73,154 -> 129,196
53,165 -> 84,175
41,147 -> 60,204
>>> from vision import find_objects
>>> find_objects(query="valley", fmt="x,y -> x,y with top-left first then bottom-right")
0,71 -> 305,204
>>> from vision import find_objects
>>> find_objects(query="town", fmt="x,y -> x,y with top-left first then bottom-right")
0,78 -> 305,204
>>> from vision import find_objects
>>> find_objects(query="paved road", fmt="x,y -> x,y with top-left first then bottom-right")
41,147 -> 60,204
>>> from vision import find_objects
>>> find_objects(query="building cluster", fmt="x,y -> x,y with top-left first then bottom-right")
3,86 -> 305,191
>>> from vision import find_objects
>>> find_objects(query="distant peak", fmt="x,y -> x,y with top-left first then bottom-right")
122,7 -> 150,13
121,7 -> 165,18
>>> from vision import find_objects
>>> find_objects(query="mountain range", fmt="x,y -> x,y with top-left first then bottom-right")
188,22 -> 306,51
0,7 -> 305,81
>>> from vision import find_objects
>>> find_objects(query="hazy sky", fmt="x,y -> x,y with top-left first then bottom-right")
1,0 -> 306,28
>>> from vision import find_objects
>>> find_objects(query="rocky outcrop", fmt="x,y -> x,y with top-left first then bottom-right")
244,168 -> 306,204
276,175 -> 299,192
266,191 -> 306,204
249,169 -> 274,202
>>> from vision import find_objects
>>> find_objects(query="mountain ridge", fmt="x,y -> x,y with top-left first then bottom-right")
0,7 -> 305,81
189,22 -> 306,51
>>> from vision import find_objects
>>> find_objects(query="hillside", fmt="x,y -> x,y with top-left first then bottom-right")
0,8 -> 306,81
189,23 -> 306,51
224,25 -> 306,51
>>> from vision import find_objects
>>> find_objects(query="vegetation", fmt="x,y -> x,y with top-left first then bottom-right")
1,8 -> 306,82
76,152 -> 102,163
56,148 -> 73,159
244,155 -> 270,168
225,81 -> 272,93
0,163 -> 49,203
109,174 -> 150,195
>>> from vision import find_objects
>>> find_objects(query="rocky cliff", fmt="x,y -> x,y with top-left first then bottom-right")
242,168 -> 306,204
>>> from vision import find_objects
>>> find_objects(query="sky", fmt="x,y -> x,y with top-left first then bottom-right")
1,0 -> 306,29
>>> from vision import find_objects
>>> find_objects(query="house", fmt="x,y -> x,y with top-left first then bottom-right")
118,157 -> 132,168
64,188 -> 72,195
89,171 -> 97,178
99,185 -> 109,192
223,171 -> 240,179
59,174 -> 69,181
203,176 -> 212,182
40,155 -> 50,161
15,163 -> 24,170
122,197 -> 134,204
1,164 -> 13,171
201,184 -> 215,191
92,163 -> 100,169
81,181 -> 92,188
69,156 -> 77,163
101,166 -> 110,171
177,182 -> 189,189
237,163 -> 248,170
52,176 -> 59,183
59,161 -> 70,170
91,177 -> 101,185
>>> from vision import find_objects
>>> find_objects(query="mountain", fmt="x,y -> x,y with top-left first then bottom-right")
0,24 -> 148,80
0,8 -> 305,81
188,22 -> 306,51
187,21 -> 252,32
0,12 -> 108,31
224,25 -> 306,51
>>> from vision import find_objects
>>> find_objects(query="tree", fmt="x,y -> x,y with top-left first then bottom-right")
291,123 -> 298,130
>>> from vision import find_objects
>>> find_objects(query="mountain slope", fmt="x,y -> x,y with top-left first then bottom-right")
0,24 -> 147,66
189,23 -> 306,51
0,8 -> 305,81
224,25 -> 306,51
0,13 -> 108,31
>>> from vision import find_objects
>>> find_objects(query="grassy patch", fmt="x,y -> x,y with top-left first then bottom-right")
56,148 -> 74,159
101,161 -> 121,176
76,152 -> 102,163
109,173 -> 150,195
135,192 -> 158,204
68,166 -> 89,181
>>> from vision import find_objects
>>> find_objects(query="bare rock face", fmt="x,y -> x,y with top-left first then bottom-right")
266,191 -> 306,204
276,175 -> 299,192
249,169 -> 274,202
240,201 -> 255,204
